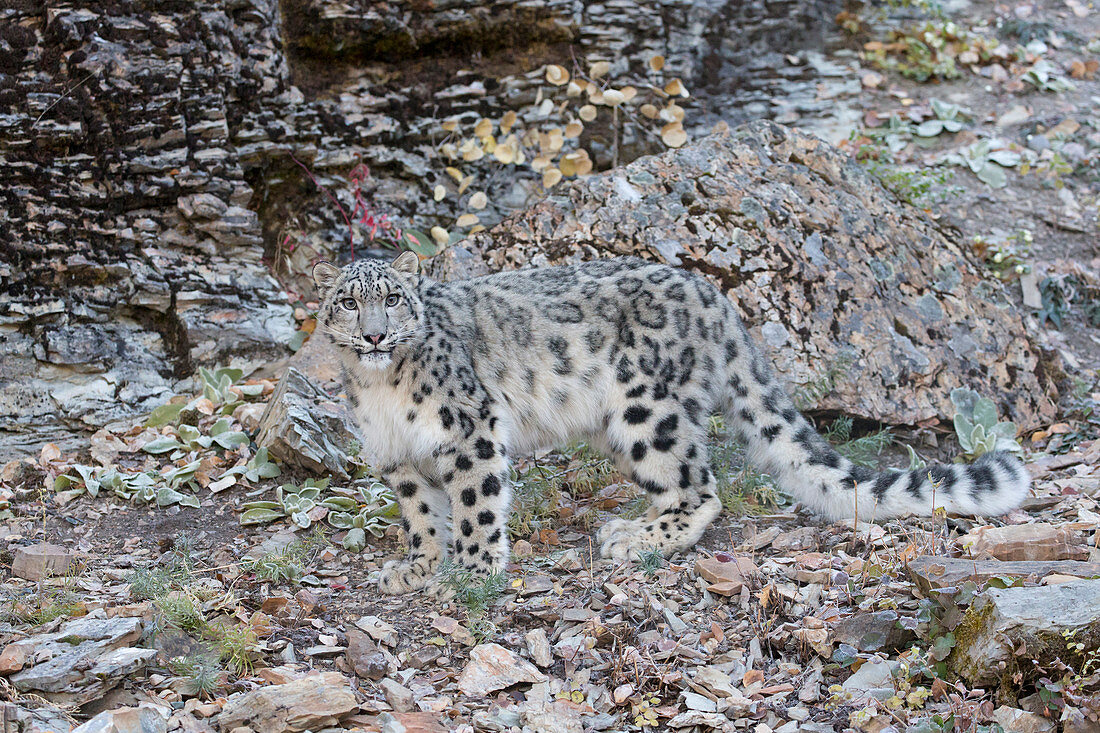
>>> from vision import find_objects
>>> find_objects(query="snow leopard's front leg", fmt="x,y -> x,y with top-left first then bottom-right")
378,464 -> 451,595
443,433 -> 511,580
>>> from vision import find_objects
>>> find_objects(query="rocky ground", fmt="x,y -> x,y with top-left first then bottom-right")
1,0 -> 1100,732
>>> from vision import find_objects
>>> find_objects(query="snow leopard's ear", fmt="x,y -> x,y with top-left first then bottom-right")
313,261 -> 341,297
391,251 -> 419,277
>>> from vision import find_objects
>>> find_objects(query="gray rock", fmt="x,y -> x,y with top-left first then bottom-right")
832,610 -> 916,653
9,617 -> 155,706
255,368 -> 362,478
72,704 -> 169,733
217,672 -> 357,732
953,580 -> 1100,685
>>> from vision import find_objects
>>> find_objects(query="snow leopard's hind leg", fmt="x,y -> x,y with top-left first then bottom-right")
378,464 -> 451,595
597,407 -> 722,561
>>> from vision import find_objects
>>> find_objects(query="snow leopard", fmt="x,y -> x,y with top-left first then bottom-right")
313,253 -> 1029,595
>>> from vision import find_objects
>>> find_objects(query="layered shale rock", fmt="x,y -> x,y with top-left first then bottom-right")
0,0 -> 847,458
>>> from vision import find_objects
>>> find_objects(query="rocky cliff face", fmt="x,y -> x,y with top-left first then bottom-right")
0,0 -> 907,458
429,122 -> 1057,429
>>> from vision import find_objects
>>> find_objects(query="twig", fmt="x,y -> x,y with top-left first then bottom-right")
289,153 -> 356,261
31,73 -> 95,129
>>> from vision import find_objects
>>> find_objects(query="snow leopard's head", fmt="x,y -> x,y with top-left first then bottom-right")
313,252 -> 424,370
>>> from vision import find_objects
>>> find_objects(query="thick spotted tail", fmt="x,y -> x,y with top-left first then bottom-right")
721,358 -> 1030,522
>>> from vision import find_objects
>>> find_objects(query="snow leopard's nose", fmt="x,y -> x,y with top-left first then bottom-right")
366,333 -> 384,345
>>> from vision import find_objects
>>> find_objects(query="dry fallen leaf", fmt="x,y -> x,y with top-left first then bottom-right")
545,64 -> 569,86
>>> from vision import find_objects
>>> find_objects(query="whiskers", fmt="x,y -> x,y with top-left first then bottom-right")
316,323 -> 364,349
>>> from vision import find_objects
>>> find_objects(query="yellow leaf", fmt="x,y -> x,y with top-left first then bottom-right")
566,81 -> 583,98
468,191 -> 488,210
545,64 -> 570,86
664,78 -> 689,98
458,175 -> 474,194
433,185 -> 446,201
589,89 -> 605,105
474,118 -> 493,137
579,104 -> 597,122
649,54 -> 665,72
462,145 -> 484,162
493,140 -> 516,164
470,225 -> 486,234
542,168 -> 562,188
560,155 -> 577,177
531,155 -> 552,171
639,103 -> 659,119
564,120 -> 583,138
620,86 -> 637,102
456,213 -> 479,227
441,119 -> 459,132
500,110 -> 517,133
603,89 -> 625,106
589,61 -> 610,78
536,98 -> 554,117
661,103 -> 685,123
661,122 -> 687,148
430,226 -> 449,246
445,166 -> 463,182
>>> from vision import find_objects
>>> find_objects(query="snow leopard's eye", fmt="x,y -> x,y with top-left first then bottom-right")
340,298 -> 357,310
385,293 -> 400,307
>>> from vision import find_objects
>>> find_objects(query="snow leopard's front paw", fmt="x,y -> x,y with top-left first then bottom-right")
378,557 -> 438,595
597,518 -> 650,561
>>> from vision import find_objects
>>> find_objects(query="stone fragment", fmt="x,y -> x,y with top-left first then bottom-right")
1061,707 -> 1100,733
217,672 -> 357,732
0,701 -> 74,733
356,615 -> 399,647
990,707 -> 1056,733
9,616 -> 155,705
374,712 -> 448,733
520,700 -> 584,733
666,711 -> 736,730
380,677 -> 415,713
525,628 -> 552,668
457,643 -> 547,696
0,644 -> 29,675
770,528 -> 818,553
694,556 -> 757,596
346,630 -> 388,680
831,610 -> 916,652
907,556 -> 1100,594
953,580 -> 1100,685
841,657 -> 894,701
72,704 -> 169,733
12,543 -> 74,581
255,368 -> 361,478
961,524 -> 1088,562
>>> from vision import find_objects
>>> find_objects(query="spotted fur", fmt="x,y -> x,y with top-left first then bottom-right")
313,254 -> 1029,594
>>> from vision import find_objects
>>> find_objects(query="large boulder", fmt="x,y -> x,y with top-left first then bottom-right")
428,122 -> 1056,429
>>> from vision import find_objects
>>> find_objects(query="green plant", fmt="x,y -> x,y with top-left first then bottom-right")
142,418 -> 249,457
1023,59 -> 1074,92
242,533 -> 326,584
210,622 -> 260,676
972,228 -> 1032,281
823,417 -> 895,467
440,561 -> 506,618
169,654 -> 223,698
1039,275 -> 1075,328
950,388 -> 1021,457
55,464 -> 200,509
915,99 -> 967,137
325,480 -> 400,550
636,547 -> 664,576
950,139 -> 1021,188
